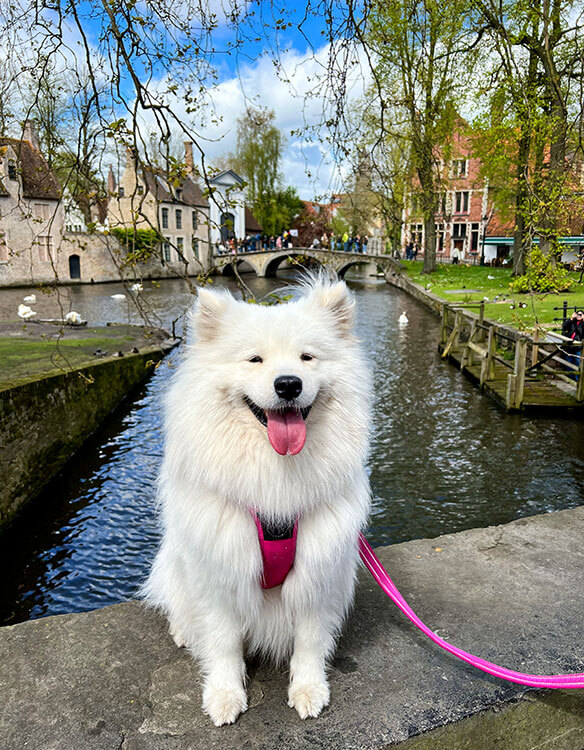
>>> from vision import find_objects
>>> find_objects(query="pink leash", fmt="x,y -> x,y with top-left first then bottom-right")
359,533 -> 584,689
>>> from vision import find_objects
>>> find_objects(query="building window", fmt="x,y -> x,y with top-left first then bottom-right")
454,191 -> 469,213
0,233 -> 7,262
161,207 -> 169,229
176,236 -> 184,260
437,192 -> 447,215
192,237 -> 199,259
34,203 -> 50,220
37,235 -> 53,261
8,162 -> 16,180
409,223 -> 423,245
175,209 -> 182,230
470,222 -> 480,252
118,186 -> 125,198
452,223 -> 467,240
137,184 -> 144,195
162,238 -> 171,262
452,159 -> 467,177
435,223 -> 444,253
192,210 -> 198,230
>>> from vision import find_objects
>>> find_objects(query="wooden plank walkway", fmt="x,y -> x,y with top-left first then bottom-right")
440,342 -> 584,413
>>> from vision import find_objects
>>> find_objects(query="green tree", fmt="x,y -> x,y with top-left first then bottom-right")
474,0 -> 584,270
366,0 -> 478,272
233,106 -> 286,234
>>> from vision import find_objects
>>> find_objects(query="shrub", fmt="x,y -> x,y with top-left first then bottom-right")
110,228 -> 162,265
510,247 -> 572,293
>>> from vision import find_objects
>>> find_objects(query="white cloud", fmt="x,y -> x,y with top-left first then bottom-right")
141,41 -> 371,199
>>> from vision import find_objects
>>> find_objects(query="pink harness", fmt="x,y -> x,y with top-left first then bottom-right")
252,512 -> 298,589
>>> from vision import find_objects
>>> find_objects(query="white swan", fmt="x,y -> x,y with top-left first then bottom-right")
18,304 -> 36,319
131,282 -> 143,292
23,294 -> 36,304
398,311 -> 409,326
65,311 -> 82,324
111,293 -> 126,299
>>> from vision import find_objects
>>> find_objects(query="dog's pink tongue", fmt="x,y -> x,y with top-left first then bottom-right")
266,409 -> 306,455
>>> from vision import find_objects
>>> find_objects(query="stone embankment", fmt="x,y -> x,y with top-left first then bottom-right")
0,323 -> 178,528
1,507 -> 583,748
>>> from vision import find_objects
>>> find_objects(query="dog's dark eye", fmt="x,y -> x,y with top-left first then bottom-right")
300,353 -> 314,362
248,355 -> 263,363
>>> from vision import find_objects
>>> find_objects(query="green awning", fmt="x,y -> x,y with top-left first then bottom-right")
484,236 -> 584,246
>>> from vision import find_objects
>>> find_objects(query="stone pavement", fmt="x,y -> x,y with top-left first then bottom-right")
2,507 -> 584,749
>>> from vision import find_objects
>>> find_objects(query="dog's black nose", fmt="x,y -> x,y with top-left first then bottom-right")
274,375 -> 303,401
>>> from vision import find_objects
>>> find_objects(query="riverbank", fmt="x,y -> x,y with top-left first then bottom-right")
0,322 -> 179,528
2,506 -> 583,748
399,261 -> 584,331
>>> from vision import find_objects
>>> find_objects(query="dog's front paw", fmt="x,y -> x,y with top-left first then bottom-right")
288,681 -> 330,719
202,685 -> 247,726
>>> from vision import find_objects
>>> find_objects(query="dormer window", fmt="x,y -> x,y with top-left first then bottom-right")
8,163 -> 16,180
137,185 -> 144,195
175,189 -> 183,202
118,187 -> 125,198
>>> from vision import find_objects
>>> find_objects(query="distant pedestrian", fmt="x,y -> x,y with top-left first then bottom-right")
342,231 -> 349,252
321,232 -> 329,249
563,310 -> 584,378
362,235 -> 368,253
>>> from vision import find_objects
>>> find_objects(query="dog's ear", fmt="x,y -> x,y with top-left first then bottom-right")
307,281 -> 355,336
192,287 -> 233,341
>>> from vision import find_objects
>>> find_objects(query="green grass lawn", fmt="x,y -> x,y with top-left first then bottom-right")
0,330 -> 139,389
402,261 -> 584,332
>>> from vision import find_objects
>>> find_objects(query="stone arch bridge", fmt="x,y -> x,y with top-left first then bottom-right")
211,248 -> 401,279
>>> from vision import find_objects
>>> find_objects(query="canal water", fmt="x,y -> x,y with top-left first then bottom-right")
2,274 -> 583,625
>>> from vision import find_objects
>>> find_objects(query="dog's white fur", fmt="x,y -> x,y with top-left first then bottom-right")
143,277 -> 371,726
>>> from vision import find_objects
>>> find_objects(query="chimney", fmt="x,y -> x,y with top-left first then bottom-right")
22,120 -> 40,149
125,146 -> 137,167
184,142 -> 194,174
107,166 -> 116,195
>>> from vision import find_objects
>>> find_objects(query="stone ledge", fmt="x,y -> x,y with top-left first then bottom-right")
2,507 -> 584,749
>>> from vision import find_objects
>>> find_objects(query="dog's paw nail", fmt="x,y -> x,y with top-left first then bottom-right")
169,626 -> 187,648
203,686 -> 247,726
288,682 -> 330,719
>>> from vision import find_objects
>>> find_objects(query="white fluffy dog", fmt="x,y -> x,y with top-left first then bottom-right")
143,277 -> 371,726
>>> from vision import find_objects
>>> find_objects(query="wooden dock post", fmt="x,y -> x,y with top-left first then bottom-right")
461,320 -> 476,370
507,338 -> 527,410
480,326 -> 496,385
531,326 -> 540,368
577,345 -> 584,402
441,309 -> 462,358
440,304 -> 449,345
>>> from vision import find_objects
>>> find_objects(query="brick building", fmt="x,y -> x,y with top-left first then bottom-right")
402,127 -> 515,264
0,122 -> 70,286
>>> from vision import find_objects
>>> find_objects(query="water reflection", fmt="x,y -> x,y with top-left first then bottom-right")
1,273 -> 583,624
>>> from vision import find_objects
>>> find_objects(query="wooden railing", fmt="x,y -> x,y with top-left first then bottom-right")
440,302 -> 584,409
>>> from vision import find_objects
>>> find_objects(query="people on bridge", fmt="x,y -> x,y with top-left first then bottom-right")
342,231 -> 349,252
320,232 -> 329,249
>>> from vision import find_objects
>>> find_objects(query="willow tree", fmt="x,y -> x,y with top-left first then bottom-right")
366,0 -> 479,272
233,106 -> 286,234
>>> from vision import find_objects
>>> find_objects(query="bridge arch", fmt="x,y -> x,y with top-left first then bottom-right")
217,256 -> 262,277
263,250 -> 324,278
336,258 -> 379,279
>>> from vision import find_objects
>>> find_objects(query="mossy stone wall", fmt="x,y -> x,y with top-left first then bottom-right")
0,350 -> 165,529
